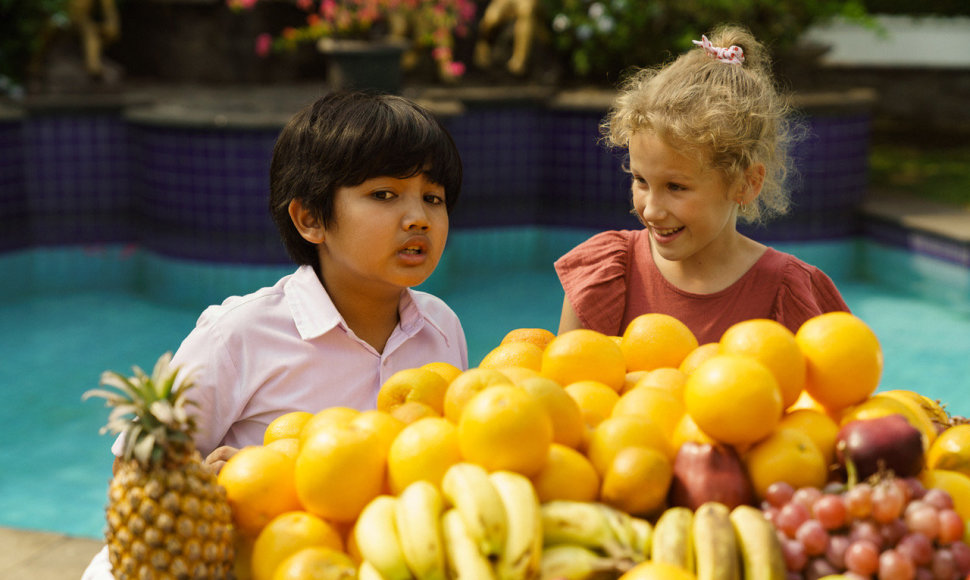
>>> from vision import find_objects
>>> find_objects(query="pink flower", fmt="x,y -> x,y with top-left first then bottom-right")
320,0 -> 337,19
296,0 -> 314,10
255,33 -> 273,57
448,61 -> 466,77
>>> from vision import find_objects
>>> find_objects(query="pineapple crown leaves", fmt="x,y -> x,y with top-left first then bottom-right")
82,352 -> 201,466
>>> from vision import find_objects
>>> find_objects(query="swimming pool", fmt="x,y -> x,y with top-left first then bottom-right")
2,228 -> 969,539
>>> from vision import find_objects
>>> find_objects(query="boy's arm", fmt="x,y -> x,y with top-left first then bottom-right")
557,297 -> 583,334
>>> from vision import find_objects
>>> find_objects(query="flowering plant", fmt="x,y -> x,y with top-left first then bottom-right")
228,0 -> 476,80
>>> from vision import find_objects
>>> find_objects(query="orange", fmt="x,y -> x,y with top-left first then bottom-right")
264,411 -> 314,445
586,415 -> 672,475
420,361 -> 463,384
351,409 -> 405,455
787,389 -> 828,414
443,367 -> 512,423
529,443 -> 600,503
611,385 -> 685,441
678,342 -> 720,376
299,407 -> 361,445
494,366 -> 543,385
457,384 -> 554,476
478,341 -> 544,371
631,367 -> 687,399
217,445 -> 303,538
389,400 -> 439,424
743,427 -> 828,501
669,412 -> 717,449
719,319 -> 806,408
683,354 -> 783,447
516,376 -> 585,449
926,424 -> 970,477
541,329 -> 627,391
500,327 -> 557,350
795,312 -> 883,412
295,422 -> 385,523
622,370 -> 650,395
271,546 -> 356,580
620,313 -> 698,372
376,367 -> 449,415
620,561 -> 698,580
264,437 -> 300,461
777,408 -> 840,466
251,511 -> 343,580
387,416 -> 462,493
564,380 -> 621,430
600,446 -> 672,517
919,469 -> 970,522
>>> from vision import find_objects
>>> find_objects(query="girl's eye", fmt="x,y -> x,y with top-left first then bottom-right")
668,182 -> 687,192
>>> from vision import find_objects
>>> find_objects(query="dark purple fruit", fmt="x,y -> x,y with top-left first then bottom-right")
835,413 -> 924,481
668,441 -> 755,510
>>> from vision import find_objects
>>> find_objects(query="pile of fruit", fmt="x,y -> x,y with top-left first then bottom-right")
88,312 -> 970,579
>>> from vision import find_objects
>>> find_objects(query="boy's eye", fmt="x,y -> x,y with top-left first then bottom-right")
372,190 -> 395,200
424,193 -> 445,205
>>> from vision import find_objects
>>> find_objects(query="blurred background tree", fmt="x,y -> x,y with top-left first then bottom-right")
0,0 -> 71,95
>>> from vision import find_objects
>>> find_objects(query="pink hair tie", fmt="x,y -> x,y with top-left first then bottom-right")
692,35 -> 745,65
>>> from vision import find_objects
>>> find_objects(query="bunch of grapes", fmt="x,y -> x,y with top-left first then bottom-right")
761,477 -> 970,580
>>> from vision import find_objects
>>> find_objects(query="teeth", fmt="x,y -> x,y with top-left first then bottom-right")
655,227 -> 682,236
402,247 -> 422,254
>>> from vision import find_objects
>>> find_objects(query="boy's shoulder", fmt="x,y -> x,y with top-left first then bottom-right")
194,270 -> 297,328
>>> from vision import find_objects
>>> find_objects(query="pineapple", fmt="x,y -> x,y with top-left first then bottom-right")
84,352 -> 235,579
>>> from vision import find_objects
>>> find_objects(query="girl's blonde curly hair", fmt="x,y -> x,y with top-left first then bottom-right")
602,24 -> 801,225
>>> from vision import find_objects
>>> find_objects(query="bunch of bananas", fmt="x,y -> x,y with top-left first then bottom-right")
352,462 -> 785,580
354,462 -> 544,579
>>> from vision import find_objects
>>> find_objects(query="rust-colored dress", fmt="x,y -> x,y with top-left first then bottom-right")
554,229 -> 850,344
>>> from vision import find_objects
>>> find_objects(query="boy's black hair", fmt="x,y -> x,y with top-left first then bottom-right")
269,91 -> 463,267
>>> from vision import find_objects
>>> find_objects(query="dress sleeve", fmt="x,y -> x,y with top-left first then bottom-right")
554,230 -> 631,336
772,256 -> 851,334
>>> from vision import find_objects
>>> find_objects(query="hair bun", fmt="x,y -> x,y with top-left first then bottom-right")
708,24 -> 769,72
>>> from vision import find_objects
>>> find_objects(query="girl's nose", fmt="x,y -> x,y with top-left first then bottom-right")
638,193 -> 666,223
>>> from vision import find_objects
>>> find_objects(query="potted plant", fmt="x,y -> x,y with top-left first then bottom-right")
228,0 -> 476,90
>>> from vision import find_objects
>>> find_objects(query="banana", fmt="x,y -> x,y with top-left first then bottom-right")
359,561 -> 388,580
538,544 -> 621,580
489,470 -> 543,580
394,480 -> 447,580
442,507 -> 498,579
596,503 -> 640,560
441,462 -> 508,559
729,505 -> 786,580
629,517 -> 653,562
692,502 -> 740,580
650,506 -> 694,572
353,495 -> 414,580
540,500 -> 625,557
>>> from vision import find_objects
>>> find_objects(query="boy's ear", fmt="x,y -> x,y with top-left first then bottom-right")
738,163 -> 766,205
288,199 -> 325,244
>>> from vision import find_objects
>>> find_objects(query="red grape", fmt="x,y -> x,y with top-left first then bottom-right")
794,487 -> 824,511
845,539 -> 881,576
797,519 -> 830,556
879,549 -> 916,580
826,534 -> 851,569
949,541 -> 970,575
906,503 -> 941,541
896,533 -> 934,567
852,519 -> 886,549
938,509 -> 965,545
766,481 -> 796,507
845,483 -> 875,520
883,518 -> 910,546
777,502 -> 811,538
782,537 -> 808,572
922,488 -> 955,511
804,556 -> 839,580
815,494 -> 849,530
930,548 -> 957,580
873,482 -> 907,524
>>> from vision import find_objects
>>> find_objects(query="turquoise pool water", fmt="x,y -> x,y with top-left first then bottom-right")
2,228 -> 969,539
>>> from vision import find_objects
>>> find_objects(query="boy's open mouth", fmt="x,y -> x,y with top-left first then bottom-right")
401,246 -> 424,255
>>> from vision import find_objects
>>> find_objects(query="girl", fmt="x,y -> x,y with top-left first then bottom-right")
555,25 -> 849,343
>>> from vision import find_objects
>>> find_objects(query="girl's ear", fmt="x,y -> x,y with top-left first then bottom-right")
738,163 -> 766,205
288,199 -> 325,244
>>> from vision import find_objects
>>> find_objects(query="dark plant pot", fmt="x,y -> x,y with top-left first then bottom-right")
317,38 -> 407,94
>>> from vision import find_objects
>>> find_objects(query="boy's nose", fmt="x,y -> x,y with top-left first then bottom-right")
403,200 -> 430,231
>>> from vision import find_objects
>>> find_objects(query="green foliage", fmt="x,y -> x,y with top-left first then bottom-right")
541,0 -> 868,83
862,0 -> 970,16
870,144 -> 970,207
0,0 -> 70,90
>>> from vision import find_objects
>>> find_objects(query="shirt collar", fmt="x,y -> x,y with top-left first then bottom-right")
285,265 -> 447,343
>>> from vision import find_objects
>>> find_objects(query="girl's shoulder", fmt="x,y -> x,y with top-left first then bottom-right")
761,247 -> 850,317
556,229 -> 644,266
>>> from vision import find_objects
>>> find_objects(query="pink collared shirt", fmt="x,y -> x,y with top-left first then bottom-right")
167,265 -> 467,456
